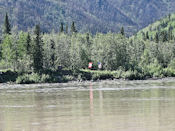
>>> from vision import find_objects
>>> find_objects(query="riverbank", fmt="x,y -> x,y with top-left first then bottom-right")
1,68 -> 175,84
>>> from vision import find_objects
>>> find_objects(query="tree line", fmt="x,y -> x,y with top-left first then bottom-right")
1,13 -> 175,79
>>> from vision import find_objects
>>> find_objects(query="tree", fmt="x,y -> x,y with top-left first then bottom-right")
142,32 -> 146,41
146,31 -> 149,40
155,32 -> 159,43
168,26 -> 173,41
1,35 -> 18,71
71,21 -> 77,33
33,25 -> 43,72
50,39 -> 55,69
4,13 -> 11,35
120,27 -> 125,36
161,31 -> 168,42
60,22 -> 64,33
26,33 -> 31,54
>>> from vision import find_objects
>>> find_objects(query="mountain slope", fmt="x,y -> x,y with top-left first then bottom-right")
0,0 -> 175,35
135,13 -> 175,41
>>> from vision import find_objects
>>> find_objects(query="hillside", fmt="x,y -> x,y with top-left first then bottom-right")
135,13 -> 175,41
0,0 -> 175,35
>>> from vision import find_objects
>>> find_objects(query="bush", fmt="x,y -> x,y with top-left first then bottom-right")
16,73 -> 51,84
163,68 -> 175,77
40,74 -> 51,82
168,59 -> 175,69
62,75 -> 75,82
16,74 -> 34,84
122,70 -> 144,80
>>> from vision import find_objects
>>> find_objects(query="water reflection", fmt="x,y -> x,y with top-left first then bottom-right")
89,83 -> 94,117
0,80 -> 175,130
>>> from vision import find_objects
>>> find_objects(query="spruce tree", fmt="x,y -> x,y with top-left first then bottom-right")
162,31 -> 168,42
142,32 -> 146,41
120,27 -> 125,36
60,22 -> 64,33
71,21 -> 77,33
168,26 -> 173,41
86,33 -> 90,43
26,33 -> 31,54
50,39 -> 55,69
33,25 -> 43,73
146,31 -> 149,40
155,32 -> 159,43
4,13 -> 11,35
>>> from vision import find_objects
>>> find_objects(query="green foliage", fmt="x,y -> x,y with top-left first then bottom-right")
16,73 -> 51,84
26,33 -> 31,54
33,25 -> 43,73
136,13 -> 175,42
146,59 -> 163,78
168,59 -> 175,69
1,13 -> 175,83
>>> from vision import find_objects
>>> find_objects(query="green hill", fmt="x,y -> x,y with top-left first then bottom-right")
135,13 -> 175,42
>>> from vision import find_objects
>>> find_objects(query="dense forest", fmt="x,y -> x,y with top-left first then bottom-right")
1,13 -> 175,84
0,0 -> 175,35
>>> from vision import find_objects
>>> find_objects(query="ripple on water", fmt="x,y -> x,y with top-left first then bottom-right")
0,105 -> 35,108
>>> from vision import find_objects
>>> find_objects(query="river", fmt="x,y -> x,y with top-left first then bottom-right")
0,79 -> 175,131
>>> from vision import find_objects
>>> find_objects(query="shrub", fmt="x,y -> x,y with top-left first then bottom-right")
63,75 -> 75,82
16,73 -> 51,84
163,68 -> 175,77
16,74 -> 34,84
168,59 -> 175,69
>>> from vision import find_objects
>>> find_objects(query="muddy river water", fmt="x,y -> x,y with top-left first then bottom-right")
0,79 -> 175,131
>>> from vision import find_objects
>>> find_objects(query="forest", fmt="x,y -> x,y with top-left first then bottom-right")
1,13 -> 175,84
0,0 -> 175,35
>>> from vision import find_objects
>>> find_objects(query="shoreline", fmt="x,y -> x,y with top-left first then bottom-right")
1,69 -> 175,84
1,77 -> 175,87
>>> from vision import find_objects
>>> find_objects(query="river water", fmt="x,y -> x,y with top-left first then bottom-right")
0,79 -> 175,131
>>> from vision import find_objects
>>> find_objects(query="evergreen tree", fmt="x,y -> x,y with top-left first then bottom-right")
26,33 -> 31,54
120,27 -> 125,36
168,26 -> 173,41
146,31 -> 149,40
4,13 -> 11,35
60,22 -> 64,33
33,25 -> 43,73
161,31 -> 168,42
142,32 -> 146,41
50,39 -> 55,69
155,32 -> 159,43
71,21 -> 77,33
86,33 -> 90,43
